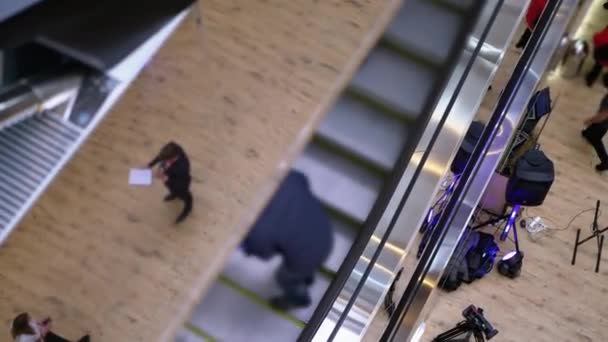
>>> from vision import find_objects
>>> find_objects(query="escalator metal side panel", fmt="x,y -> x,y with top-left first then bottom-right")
368,3 -> 528,335
394,0 -> 579,340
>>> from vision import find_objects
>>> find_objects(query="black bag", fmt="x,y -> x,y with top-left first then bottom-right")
440,228 -> 478,291
464,232 -> 499,282
440,229 -> 499,291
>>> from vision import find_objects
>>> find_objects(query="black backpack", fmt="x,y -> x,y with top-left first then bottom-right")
440,229 -> 499,291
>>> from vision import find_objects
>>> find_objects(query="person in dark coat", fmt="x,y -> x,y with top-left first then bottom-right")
515,0 -> 547,49
586,25 -> 608,87
583,81 -> 608,171
148,142 -> 192,223
242,170 -> 333,310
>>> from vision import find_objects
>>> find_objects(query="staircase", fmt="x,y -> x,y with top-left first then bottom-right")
180,1 -> 483,341
0,112 -> 81,234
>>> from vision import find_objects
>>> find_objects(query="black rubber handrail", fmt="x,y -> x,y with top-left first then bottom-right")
298,1 -> 487,340
380,0 -> 562,340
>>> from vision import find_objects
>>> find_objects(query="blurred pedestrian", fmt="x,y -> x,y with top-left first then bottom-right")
516,0 -> 547,49
585,25 -> 608,87
10,313 -> 89,342
242,170 -> 333,310
582,80 -> 608,171
148,142 -> 193,224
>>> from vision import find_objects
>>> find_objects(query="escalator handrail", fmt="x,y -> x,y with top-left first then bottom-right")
380,0 -> 563,340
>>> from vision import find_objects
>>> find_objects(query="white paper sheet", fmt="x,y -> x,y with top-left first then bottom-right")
129,168 -> 152,186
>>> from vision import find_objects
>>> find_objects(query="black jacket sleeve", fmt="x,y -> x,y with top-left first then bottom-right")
148,155 -> 161,168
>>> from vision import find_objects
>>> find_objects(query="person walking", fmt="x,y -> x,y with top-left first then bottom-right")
582,86 -> 608,171
515,0 -> 547,49
10,313 -> 90,342
585,25 -> 608,87
241,170 -> 333,310
148,142 -> 193,223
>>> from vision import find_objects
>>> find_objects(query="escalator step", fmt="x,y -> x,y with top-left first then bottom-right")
221,251 -> 331,322
324,216 -> 359,274
384,0 -> 462,65
316,93 -> 408,172
190,279 -> 304,342
294,142 -> 382,223
181,323 -> 218,342
350,46 -> 435,120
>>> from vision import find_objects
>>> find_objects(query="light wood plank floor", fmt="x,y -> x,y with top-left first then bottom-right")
0,1 -> 404,341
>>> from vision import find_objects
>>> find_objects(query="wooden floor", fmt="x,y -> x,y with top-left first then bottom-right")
421,46 -> 608,342
0,1 -> 404,341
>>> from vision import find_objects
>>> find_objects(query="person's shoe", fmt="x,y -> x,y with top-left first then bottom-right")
174,215 -> 188,224
78,335 -> 91,342
164,194 -> 177,202
595,163 -> 608,172
270,295 -> 311,311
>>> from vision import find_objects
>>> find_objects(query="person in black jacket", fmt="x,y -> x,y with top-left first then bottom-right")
242,170 -> 333,310
148,142 -> 193,223
583,84 -> 608,171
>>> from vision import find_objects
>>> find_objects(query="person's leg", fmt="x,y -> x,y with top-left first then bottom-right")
586,62 -> 603,87
271,262 -> 312,310
516,28 -> 532,49
163,184 -> 177,201
582,124 -> 608,169
175,190 -> 193,223
44,331 -> 72,342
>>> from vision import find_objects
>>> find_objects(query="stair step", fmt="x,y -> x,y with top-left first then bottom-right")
294,142 -> 382,223
0,155 -> 43,191
190,280 -> 303,342
38,113 -> 81,140
0,132 -> 56,170
22,117 -> 76,149
350,46 -> 435,120
316,93 -> 408,172
5,126 -> 65,161
384,0 -> 462,65
0,114 -> 81,232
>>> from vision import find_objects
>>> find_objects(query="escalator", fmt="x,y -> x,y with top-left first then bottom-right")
181,1 -> 486,341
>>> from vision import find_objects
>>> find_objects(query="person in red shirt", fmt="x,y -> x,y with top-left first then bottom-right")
586,25 -> 608,87
516,0 -> 548,49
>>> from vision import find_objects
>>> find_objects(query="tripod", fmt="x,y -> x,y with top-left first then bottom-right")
433,321 -> 486,342
433,305 -> 498,342
572,200 -> 607,273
